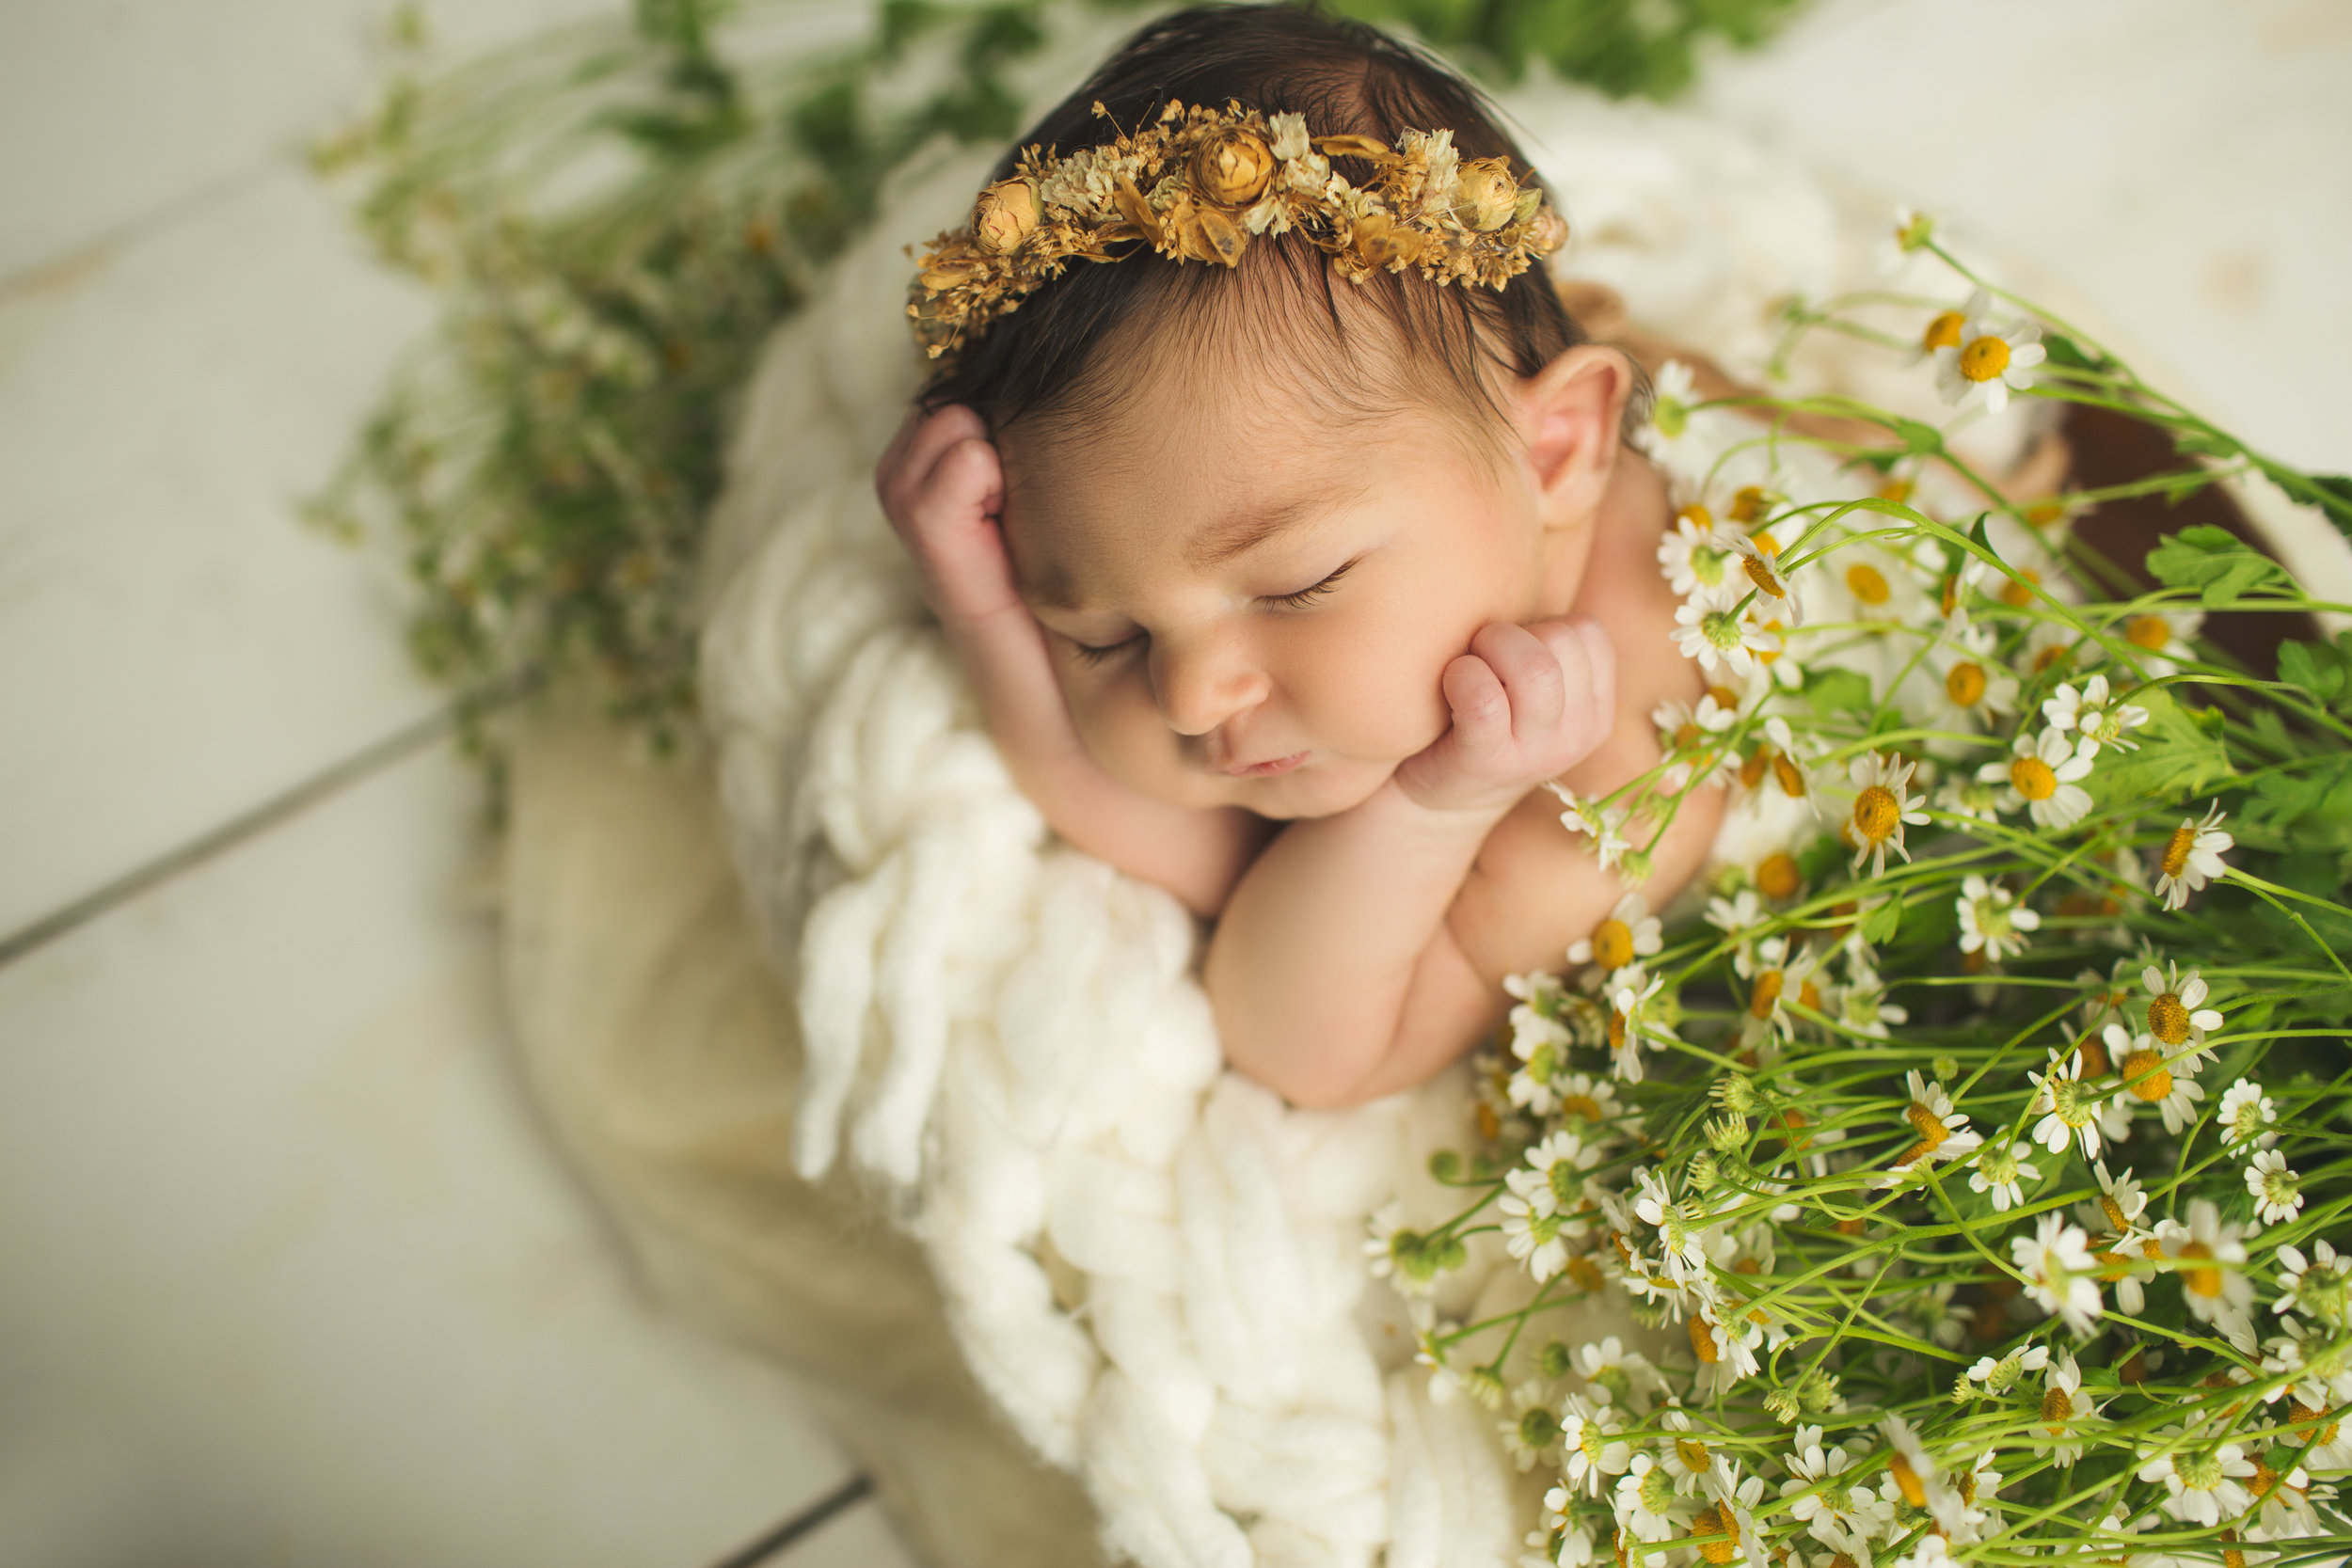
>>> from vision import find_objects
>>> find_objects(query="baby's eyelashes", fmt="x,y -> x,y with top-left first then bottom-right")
1258,558 -> 1357,610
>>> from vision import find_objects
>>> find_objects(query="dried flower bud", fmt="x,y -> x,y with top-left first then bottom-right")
1454,156 -> 1519,231
1527,204 -> 1568,257
971,180 -> 1041,255
1193,127 -> 1275,206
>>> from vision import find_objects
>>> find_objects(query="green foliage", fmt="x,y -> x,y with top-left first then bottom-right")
2279,630 -> 2352,710
1339,0 -> 1808,99
2081,688 -> 2232,810
2144,523 -> 2288,606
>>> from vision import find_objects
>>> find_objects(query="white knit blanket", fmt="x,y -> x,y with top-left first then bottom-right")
696,88 -> 2040,1568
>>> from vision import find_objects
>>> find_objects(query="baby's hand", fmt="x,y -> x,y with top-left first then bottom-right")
875,403 -> 1020,631
1393,619 -> 1615,817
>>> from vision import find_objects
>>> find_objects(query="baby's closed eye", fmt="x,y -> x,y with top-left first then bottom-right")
1260,558 -> 1357,610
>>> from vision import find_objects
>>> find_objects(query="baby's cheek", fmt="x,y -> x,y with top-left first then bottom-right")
1291,621 -> 1453,759
1067,677 -> 1218,806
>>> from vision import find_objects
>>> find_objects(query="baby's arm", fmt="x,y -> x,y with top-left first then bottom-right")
877,406 -> 1266,918
1204,619 -> 1615,1108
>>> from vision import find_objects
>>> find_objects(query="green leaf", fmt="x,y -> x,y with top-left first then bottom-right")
1860,895 -> 1905,945
1804,666 -> 1874,720
2280,638 -> 2351,706
1892,417 -> 1941,455
2144,525 -> 2284,605
2084,689 -> 2232,809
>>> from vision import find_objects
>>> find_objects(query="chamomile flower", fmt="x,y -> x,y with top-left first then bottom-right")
2218,1078 -> 2279,1150
2118,606 -> 2203,677
1933,302 -> 2047,415
1605,965 -> 1674,1085
2274,1241 -> 2352,1327
1833,958 -> 1908,1039
1884,1069 -> 1983,1178
2248,1149 -> 2305,1227
1780,1427 -> 1889,1548
1570,1336 -> 1664,1414
1878,1414 -> 1947,1512
2042,673 -> 2150,755
1503,1381 -> 1565,1471
1674,585 -> 1781,676
1555,1392 -> 1631,1496
2153,801 -> 2233,911
2090,1161 -> 2151,1241
2139,960 -> 2223,1055
1613,1451 -> 1687,1542
1969,1139 -> 2039,1212
1657,502 -> 1739,597
1651,691 -> 1737,789
2158,1199 -> 2256,1350
1522,1130 -> 1604,1223
1704,887 -> 1766,938
1552,1072 -> 1623,1129
2011,1212 -> 2103,1336
1566,893 -> 1661,975
1931,623 -> 2019,727
1658,1408 -> 1717,1495
2109,1026 -> 2205,1134
1500,1180 -> 1572,1283
1978,725 -> 2095,830
1845,751 -> 1932,877
1957,874 -> 2041,962
1724,531 -> 1805,626
2136,1427 -> 2257,1526
1914,290 -> 1984,363
1963,1343 -> 2050,1392
2030,1047 -> 2109,1161
1732,935 -> 1821,1047
1638,359 -> 1703,464
2034,1354 -> 2095,1465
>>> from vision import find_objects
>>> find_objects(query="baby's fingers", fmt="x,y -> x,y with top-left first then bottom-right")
1471,622 -> 1567,737
876,404 -> 985,518
1528,617 -> 1615,757
1439,650 -> 1513,760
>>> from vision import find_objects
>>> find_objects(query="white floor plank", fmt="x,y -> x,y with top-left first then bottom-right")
774,1498 -> 923,1568
1695,0 -> 2352,469
0,164 -> 457,938
0,741 -> 854,1568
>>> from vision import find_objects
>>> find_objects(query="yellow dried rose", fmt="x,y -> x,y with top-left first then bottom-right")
1347,211 -> 1425,271
1454,156 -> 1519,231
972,180 -> 1041,255
1193,127 -> 1276,207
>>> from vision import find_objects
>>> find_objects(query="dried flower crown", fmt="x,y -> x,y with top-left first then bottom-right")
907,98 -> 1568,363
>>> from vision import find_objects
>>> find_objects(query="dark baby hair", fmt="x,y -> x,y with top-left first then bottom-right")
917,2 -> 1596,451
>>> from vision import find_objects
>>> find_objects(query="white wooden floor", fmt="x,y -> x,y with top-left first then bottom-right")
0,1 -> 2342,1564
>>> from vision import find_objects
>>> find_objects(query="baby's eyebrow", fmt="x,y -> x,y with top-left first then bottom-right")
1184,485 -> 1359,570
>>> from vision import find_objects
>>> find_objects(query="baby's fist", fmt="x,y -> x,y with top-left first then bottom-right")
1395,618 -> 1615,816
875,404 -> 1018,629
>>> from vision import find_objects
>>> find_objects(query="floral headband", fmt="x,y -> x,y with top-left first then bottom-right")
906,98 -> 1569,364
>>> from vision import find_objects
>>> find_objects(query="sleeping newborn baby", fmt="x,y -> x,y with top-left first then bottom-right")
876,4 -> 1724,1108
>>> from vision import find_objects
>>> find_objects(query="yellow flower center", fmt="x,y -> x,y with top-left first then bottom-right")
1566,1255 -> 1606,1292
2077,1030 -> 2112,1078
2179,1239 -> 2222,1297
1853,784 -> 1901,844
2010,754 -> 2058,800
1745,556 -> 1788,599
1706,684 -> 1739,710
1559,1094 -> 1602,1121
2250,1460 -> 2280,1501
1678,503 -> 1715,531
1607,1006 -> 1628,1053
1730,486 -> 1769,524
1941,574 -> 1963,617
1946,661 -> 1988,707
1772,752 -> 1807,798
1959,334 -> 2011,382
1756,852 -> 1803,900
2033,642 -> 2071,675
1921,310 -> 1966,353
2161,823 -> 2197,878
1888,1451 -> 1928,1508
1846,563 -> 1891,604
1757,619 -> 1786,664
2100,1194 -> 2130,1233
2000,568 -> 2041,608
1673,721 -> 1702,749
2042,1386 -> 2074,1431
1677,1437 -> 1711,1473
1904,1101 -> 1950,1149
1750,970 -> 1786,1020
2122,1048 -> 2172,1102
2126,614 -> 2174,651
1880,477 -> 1915,504
1692,1504 -> 1737,1565
2148,992 -> 2192,1046
1690,1315 -> 1721,1364
1798,978 -> 1821,1012
1740,747 -> 1773,790
1591,919 -> 1635,971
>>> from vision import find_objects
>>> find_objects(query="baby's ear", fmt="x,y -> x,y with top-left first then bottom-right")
1517,345 -> 1635,531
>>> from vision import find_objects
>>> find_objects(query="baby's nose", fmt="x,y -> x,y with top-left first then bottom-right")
1151,631 -> 1270,737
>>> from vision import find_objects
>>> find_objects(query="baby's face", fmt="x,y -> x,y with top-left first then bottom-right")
1000,372 -> 1565,820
